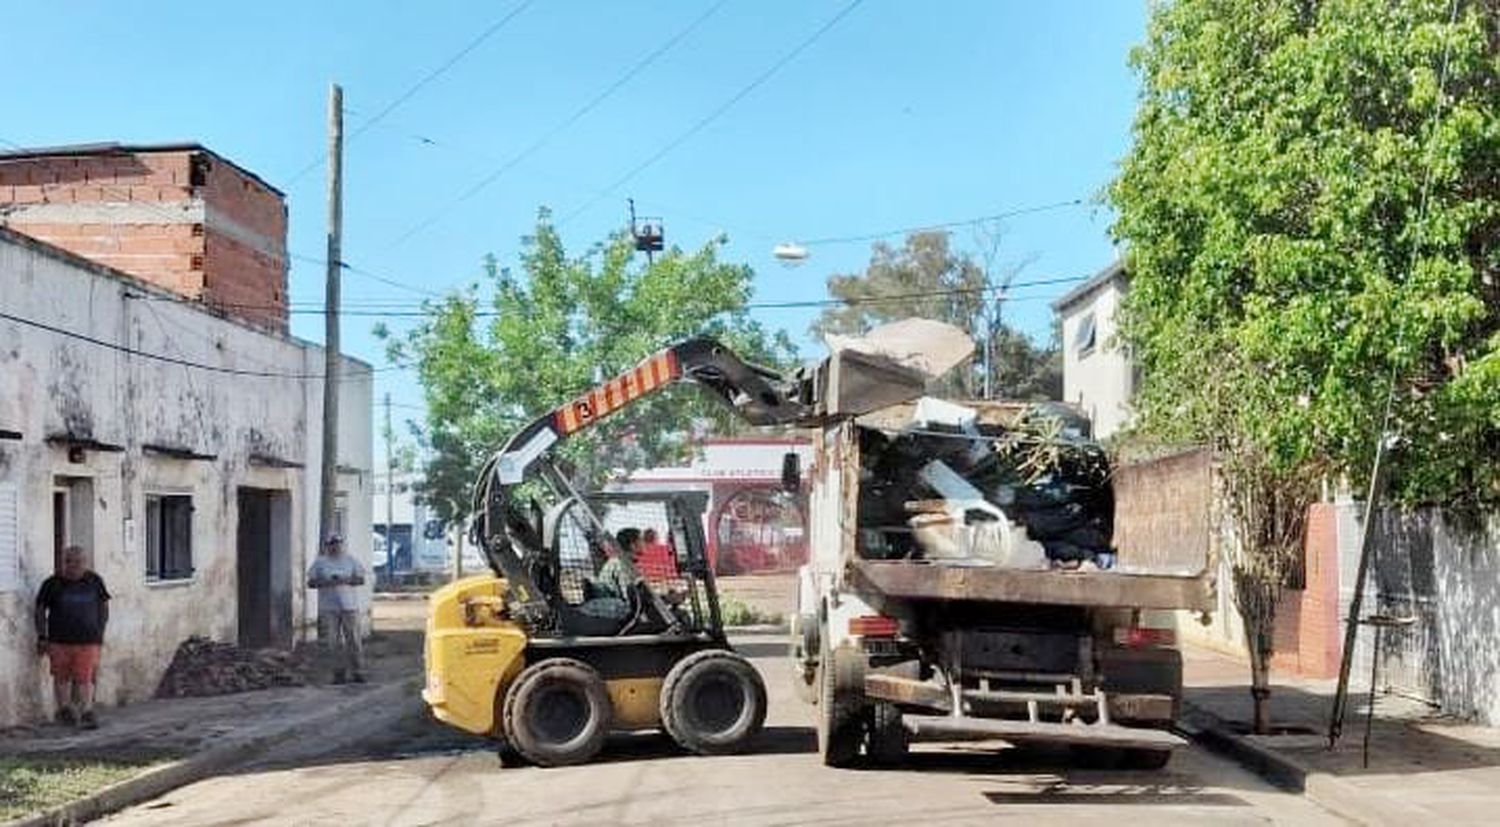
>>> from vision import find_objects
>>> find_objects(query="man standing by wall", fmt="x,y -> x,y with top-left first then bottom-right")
307,534 -> 366,684
34,546 -> 110,729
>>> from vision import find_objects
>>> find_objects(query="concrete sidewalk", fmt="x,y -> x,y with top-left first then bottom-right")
1182,643 -> 1500,824
2,608 -> 425,826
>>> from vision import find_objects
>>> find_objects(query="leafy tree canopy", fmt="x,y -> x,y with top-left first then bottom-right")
1110,0 -> 1500,508
382,210 -> 795,522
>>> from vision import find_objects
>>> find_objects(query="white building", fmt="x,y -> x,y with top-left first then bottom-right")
1052,262 -> 1133,439
0,227 -> 372,725
371,469 -> 483,577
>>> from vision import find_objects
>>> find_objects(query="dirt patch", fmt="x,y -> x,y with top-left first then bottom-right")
155,637 -> 314,698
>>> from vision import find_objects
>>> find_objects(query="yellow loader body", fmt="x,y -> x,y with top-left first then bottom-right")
423,574 -> 664,735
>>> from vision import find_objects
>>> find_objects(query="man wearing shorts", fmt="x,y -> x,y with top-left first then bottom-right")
35,545 -> 110,729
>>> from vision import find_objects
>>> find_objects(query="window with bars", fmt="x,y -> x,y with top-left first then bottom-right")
146,494 -> 194,581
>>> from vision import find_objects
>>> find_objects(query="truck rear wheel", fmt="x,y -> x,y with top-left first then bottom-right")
817,641 -> 865,767
1069,744 -> 1173,770
792,612 -> 820,705
661,649 -> 767,755
1121,748 -> 1172,770
502,658 -> 611,767
866,701 -> 908,765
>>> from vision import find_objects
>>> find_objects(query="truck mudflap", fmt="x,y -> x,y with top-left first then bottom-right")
901,715 -> 1185,750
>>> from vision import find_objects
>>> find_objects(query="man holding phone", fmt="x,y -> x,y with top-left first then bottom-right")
307,534 -> 366,684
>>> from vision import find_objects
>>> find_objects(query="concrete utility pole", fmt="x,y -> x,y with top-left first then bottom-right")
384,392 -> 394,582
318,83 -> 344,546
453,522 -> 465,581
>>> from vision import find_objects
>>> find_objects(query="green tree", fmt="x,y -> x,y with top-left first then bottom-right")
382,210 -> 795,523
1109,0 -> 1499,731
813,230 -> 1060,400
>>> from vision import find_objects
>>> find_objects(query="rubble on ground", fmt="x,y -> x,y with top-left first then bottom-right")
154,636 -> 312,698
858,398 -> 1117,569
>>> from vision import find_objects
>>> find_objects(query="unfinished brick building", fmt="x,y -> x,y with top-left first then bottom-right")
0,143 -> 289,332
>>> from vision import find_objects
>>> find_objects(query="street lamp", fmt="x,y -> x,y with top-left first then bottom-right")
773,242 -> 809,264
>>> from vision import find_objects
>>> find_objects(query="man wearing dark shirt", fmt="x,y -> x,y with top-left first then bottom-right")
35,545 -> 110,729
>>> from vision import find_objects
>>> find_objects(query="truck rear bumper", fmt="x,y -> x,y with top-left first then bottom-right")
866,672 -> 1181,748
902,715 -> 1184,750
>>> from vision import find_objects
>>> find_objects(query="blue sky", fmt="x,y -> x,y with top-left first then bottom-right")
2,0 -> 1145,433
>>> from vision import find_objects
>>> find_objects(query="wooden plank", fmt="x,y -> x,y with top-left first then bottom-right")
850,559 -> 1213,612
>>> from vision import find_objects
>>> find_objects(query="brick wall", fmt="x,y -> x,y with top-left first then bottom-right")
198,153 -> 287,330
1269,503 -> 1342,679
0,147 -> 287,332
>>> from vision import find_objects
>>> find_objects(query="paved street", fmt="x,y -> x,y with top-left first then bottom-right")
103,634 -> 1343,826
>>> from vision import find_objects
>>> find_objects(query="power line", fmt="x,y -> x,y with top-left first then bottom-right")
287,252 -> 443,298
283,0 -> 536,186
0,308 -> 400,380
797,199 -> 1088,246
387,0 -> 732,249
130,273 -> 1090,317
558,0 -> 865,226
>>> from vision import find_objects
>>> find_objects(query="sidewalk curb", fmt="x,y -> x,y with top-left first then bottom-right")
5,678 -> 417,827
1179,700 -> 1433,826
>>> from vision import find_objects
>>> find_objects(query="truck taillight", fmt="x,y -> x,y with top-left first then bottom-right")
1113,626 -> 1176,648
849,615 -> 900,638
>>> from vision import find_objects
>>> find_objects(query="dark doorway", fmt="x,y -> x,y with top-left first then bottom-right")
52,477 -> 94,574
237,488 -> 292,647
53,490 -> 66,574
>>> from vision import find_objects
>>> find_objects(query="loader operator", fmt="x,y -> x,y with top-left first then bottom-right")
579,528 -> 643,623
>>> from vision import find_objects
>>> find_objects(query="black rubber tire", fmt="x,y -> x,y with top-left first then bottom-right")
661,649 -> 767,755
866,701 -> 909,766
1120,747 -> 1172,770
501,658 -> 611,767
791,640 -> 819,705
817,640 -> 865,768
1069,745 -> 1173,771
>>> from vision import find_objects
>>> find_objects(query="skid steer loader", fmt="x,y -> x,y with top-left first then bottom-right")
422,338 -> 817,766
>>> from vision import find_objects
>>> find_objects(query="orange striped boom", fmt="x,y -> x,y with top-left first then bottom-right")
553,349 -> 682,436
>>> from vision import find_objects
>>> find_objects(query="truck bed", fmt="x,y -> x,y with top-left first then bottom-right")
849,558 -> 1213,612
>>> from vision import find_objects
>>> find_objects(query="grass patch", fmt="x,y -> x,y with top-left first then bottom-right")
718,597 -> 784,627
0,756 -> 153,820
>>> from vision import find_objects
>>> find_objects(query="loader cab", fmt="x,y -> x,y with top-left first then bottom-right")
539,491 -> 723,639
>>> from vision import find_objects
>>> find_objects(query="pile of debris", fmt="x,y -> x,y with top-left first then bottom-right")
858,398 -> 1116,569
155,636 -> 312,698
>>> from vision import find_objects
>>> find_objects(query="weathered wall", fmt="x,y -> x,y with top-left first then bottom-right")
1354,508 -> 1500,724
0,229 -> 369,726
1123,446 -> 1500,721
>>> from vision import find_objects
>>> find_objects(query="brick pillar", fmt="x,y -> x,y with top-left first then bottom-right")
1270,503 -> 1342,678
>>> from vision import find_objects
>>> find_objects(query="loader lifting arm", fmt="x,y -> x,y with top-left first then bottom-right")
471,338 -> 812,631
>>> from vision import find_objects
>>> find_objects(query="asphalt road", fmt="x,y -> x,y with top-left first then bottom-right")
103,636 -> 1346,826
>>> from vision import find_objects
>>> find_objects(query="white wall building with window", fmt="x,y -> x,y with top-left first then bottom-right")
1052,262 -> 1133,439
0,227 -> 373,726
